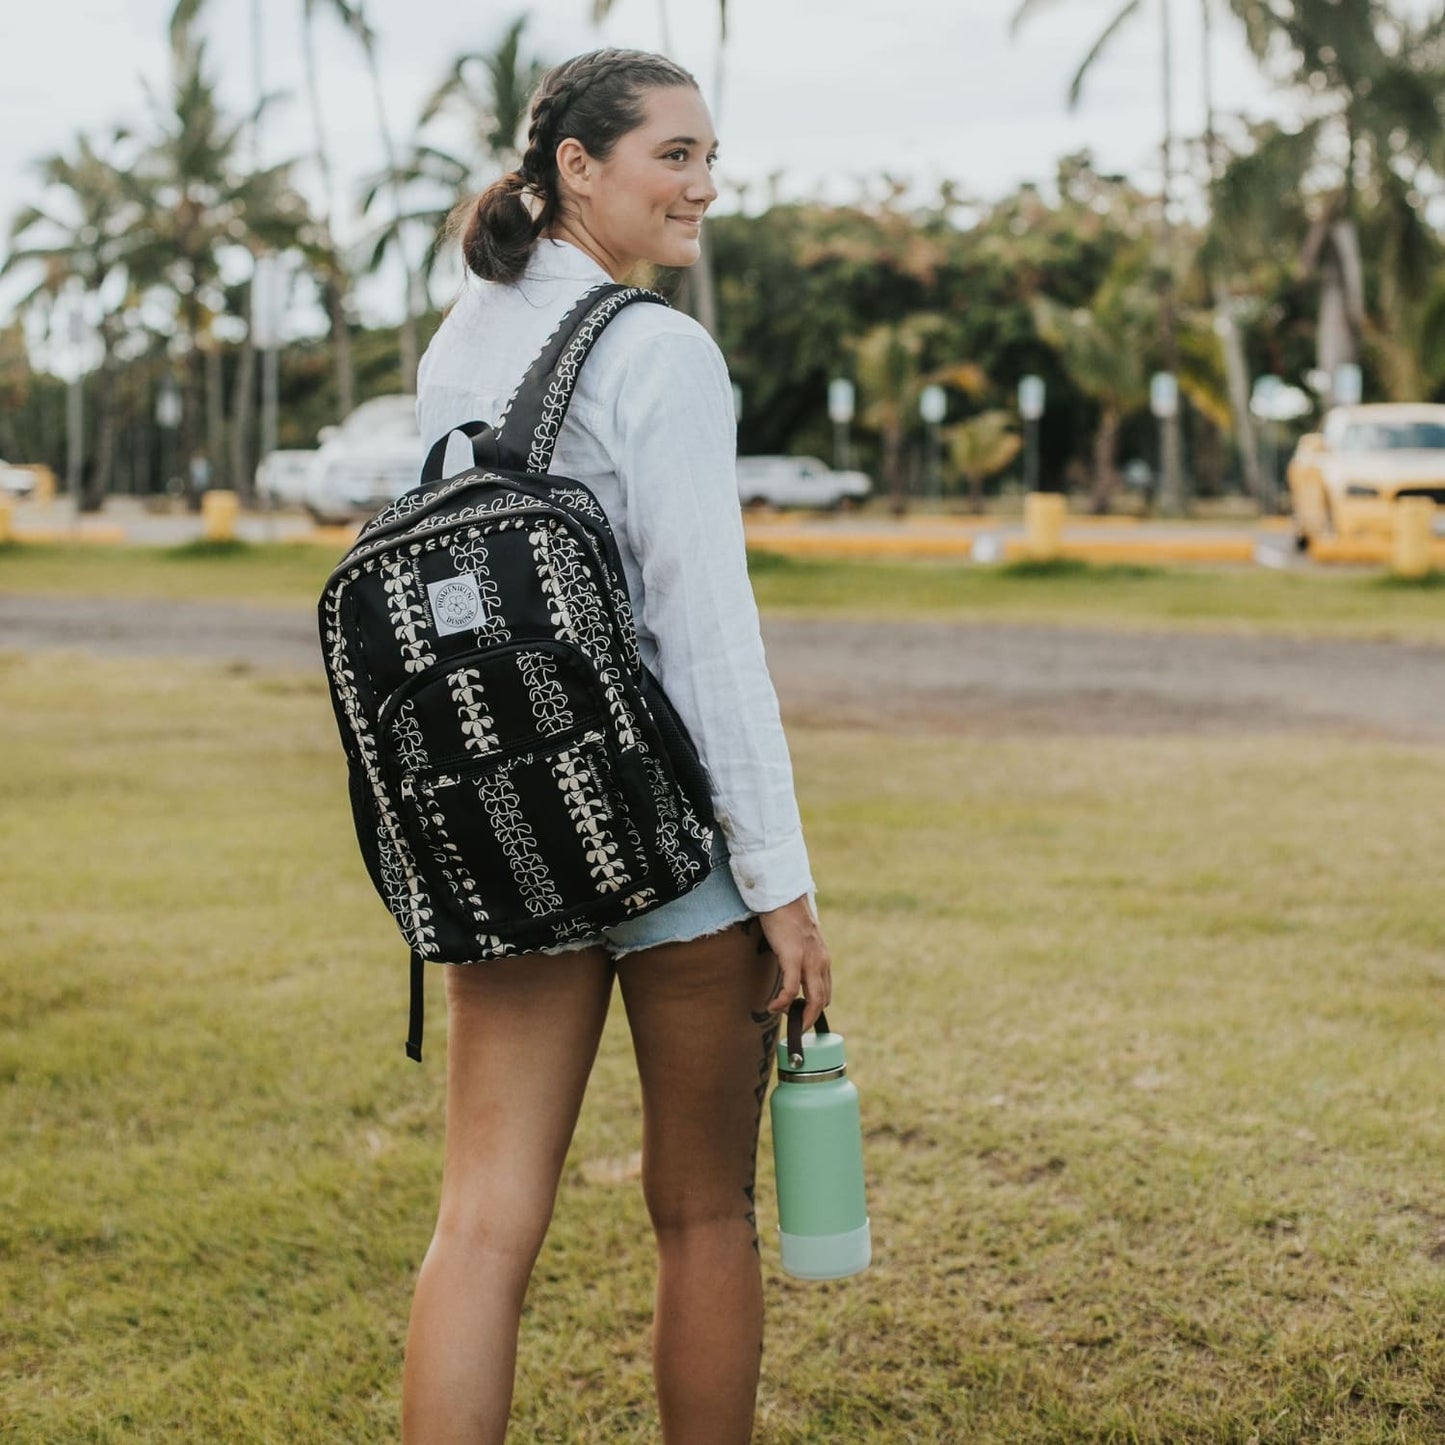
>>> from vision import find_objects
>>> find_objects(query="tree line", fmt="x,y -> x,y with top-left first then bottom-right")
3,0 -> 1444,513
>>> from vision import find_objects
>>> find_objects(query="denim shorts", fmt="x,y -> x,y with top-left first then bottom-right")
544,836 -> 753,960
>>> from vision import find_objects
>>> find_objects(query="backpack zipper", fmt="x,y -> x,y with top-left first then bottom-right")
376,636 -> 612,737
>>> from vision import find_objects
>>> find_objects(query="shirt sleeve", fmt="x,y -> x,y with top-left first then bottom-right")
604,327 -> 815,914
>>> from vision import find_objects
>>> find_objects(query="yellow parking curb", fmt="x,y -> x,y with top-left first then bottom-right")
745,529 -> 982,560
1003,537 -> 1257,565
12,527 -> 130,545
300,525 -> 363,548
1310,537 -> 1445,566
743,528 -> 1263,565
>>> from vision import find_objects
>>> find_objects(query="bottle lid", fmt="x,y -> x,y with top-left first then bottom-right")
777,1027 -> 847,1075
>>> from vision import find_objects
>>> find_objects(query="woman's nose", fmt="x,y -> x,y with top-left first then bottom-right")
687,165 -> 718,206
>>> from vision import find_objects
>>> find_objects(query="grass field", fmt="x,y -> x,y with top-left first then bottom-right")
3,637 -> 1444,1441
2,539 -> 1444,641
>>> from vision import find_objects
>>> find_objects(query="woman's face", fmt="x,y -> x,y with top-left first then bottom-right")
558,85 -> 719,275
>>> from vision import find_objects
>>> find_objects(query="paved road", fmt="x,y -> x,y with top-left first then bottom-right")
4,592 -> 1443,743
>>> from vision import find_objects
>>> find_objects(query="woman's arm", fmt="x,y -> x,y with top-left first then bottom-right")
606,323 -> 829,1023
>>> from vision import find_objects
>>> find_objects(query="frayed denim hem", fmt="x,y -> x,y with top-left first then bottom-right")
606,901 -> 755,959
535,845 -> 753,959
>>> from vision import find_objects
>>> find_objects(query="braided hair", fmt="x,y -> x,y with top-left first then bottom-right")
453,48 -> 698,285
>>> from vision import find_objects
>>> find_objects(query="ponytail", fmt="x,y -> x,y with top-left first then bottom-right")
449,172 -> 541,286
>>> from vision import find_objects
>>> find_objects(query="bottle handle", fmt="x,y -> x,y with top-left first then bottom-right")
785,999 -> 832,1070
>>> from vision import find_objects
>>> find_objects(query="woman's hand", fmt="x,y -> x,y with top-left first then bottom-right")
758,895 -> 832,1035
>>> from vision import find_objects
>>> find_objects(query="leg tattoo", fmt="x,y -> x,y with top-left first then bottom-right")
742,1009 -> 779,1253
740,922 -> 780,1254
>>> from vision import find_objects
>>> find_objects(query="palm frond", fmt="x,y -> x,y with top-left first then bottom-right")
1067,0 -> 1145,109
168,0 -> 206,52
1008,0 -> 1065,40
419,55 -> 475,130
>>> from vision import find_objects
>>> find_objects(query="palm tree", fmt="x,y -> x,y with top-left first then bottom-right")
362,15 -> 544,308
851,316 -> 943,515
292,0 -> 359,417
1192,0 -> 1264,502
1419,279 -> 1445,400
1220,0 -> 1445,400
1033,264 -> 1155,512
4,131 -> 146,510
1011,0 -> 1188,511
944,412 -> 1023,512
323,0 -> 423,388
0,325 -> 30,463
124,2 -> 308,504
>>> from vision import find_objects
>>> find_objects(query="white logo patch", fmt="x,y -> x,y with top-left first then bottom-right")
426,574 -> 485,636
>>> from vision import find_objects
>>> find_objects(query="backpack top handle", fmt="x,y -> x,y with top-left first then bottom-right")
418,419 -> 502,486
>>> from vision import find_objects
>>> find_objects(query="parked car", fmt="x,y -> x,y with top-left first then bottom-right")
735,455 -> 871,510
0,459 -> 37,498
305,395 -> 422,525
255,448 -> 318,508
1287,402 -> 1445,546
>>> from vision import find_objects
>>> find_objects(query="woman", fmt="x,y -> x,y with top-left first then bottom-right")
404,48 -> 831,1445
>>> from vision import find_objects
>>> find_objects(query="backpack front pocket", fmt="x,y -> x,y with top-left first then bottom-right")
377,636 -> 656,942
400,725 -> 648,937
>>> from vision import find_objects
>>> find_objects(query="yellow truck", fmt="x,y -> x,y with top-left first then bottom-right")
1288,403 -> 1445,547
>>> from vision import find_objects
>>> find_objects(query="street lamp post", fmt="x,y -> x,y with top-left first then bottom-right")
64,302 -> 87,505
828,378 -> 855,472
1018,374 -> 1045,493
156,376 -> 182,498
1150,372 -> 1181,513
1249,374 -> 1312,513
1333,363 -> 1362,408
252,255 -> 286,469
919,384 -> 946,502
1154,374 -> 1187,515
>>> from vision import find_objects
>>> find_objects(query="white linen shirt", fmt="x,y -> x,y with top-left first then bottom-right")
415,239 -> 814,914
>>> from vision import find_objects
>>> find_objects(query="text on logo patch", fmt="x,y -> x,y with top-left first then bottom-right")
426,574 -> 486,636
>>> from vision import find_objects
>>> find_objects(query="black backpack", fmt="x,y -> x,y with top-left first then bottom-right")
318,283 -> 718,1059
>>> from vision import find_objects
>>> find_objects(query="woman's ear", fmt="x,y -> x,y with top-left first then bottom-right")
555,138 -> 594,200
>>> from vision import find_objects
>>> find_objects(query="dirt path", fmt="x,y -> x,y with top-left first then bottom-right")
4,592 -> 1443,743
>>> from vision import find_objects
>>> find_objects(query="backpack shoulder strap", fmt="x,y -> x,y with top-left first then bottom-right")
494,281 -> 669,474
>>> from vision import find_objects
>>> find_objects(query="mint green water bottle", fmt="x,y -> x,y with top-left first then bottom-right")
769,1003 -> 871,1280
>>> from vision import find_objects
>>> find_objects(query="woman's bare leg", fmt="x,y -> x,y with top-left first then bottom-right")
616,922 -> 781,1445
402,947 -> 614,1445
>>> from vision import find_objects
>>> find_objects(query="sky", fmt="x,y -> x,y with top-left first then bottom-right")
1,0 -> 1303,333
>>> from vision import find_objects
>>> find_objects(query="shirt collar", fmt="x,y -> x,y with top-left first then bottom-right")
524,238 -> 615,284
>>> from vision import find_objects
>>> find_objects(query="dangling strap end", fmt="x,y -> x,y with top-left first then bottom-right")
406,950 -> 426,1063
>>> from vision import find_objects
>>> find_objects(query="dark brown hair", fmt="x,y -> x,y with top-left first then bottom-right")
452,48 -> 699,286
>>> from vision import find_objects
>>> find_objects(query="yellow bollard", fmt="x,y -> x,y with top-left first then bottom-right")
202,489 -> 240,543
0,495 -> 13,544
1023,491 -> 1067,560
29,466 -> 57,506
1392,497 -> 1435,580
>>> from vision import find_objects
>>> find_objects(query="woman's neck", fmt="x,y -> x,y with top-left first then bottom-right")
543,221 -> 629,283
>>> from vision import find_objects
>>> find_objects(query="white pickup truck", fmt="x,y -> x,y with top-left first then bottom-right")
736,455 -> 871,510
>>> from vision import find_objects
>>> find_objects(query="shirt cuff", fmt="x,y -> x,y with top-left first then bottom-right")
725,830 -> 816,915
